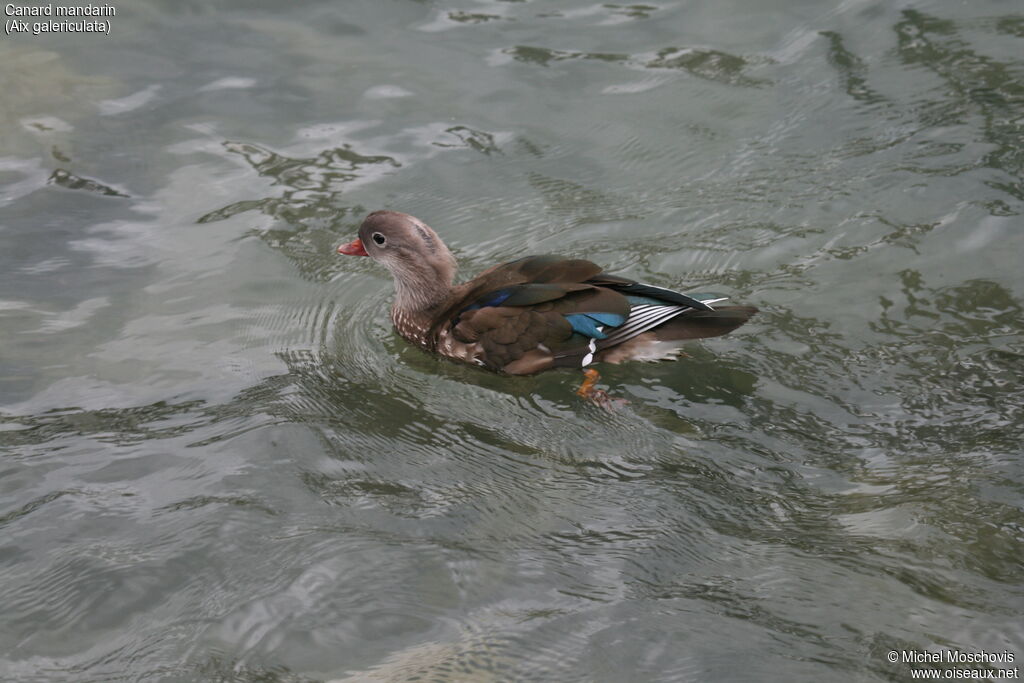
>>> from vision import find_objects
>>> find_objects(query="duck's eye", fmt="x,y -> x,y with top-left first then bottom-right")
372,232 -> 386,246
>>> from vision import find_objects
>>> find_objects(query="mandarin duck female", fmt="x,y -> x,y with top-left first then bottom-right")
338,211 -> 757,404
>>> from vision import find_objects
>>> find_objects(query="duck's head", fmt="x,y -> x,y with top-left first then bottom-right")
338,211 -> 458,309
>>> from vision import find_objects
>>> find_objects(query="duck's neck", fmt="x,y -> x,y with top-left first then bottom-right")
393,277 -> 452,315
386,258 -> 457,333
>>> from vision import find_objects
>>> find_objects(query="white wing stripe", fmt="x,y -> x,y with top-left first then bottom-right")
612,305 -> 685,330
601,304 -> 689,346
606,311 -> 670,333
612,305 -> 672,326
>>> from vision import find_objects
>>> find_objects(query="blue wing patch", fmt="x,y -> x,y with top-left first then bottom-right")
461,289 -> 513,313
564,312 -> 626,339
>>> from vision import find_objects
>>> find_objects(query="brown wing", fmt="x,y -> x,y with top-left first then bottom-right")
450,285 -> 630,375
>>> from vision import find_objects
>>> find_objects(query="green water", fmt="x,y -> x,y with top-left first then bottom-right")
1,1 -> 1022,681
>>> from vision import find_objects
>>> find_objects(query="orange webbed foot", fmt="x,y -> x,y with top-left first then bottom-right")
576,368 -> 628,409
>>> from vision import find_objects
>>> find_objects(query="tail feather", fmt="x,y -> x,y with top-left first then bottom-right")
649,305 -> 758,341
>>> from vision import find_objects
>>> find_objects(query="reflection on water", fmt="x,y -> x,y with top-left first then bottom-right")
502,44 -> 770,87
1,1 -> 1022,681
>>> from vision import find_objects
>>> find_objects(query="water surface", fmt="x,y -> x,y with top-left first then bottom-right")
1,1 -> 1022,681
